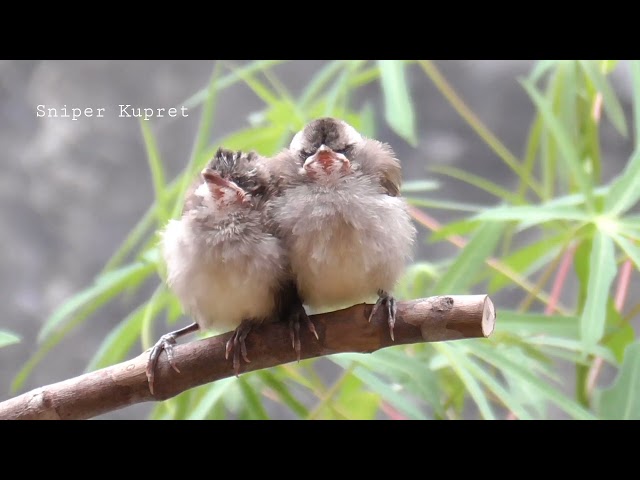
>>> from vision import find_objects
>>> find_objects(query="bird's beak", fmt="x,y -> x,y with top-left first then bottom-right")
201,168 -> 249,205
303,145 -> 350,171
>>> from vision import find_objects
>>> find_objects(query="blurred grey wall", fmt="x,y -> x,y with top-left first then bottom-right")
0,60 -> 635,419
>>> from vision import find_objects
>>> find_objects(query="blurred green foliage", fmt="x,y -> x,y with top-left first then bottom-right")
12,60 -> 640,420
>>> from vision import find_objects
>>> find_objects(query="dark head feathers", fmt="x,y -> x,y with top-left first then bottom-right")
206,147 -> 265,196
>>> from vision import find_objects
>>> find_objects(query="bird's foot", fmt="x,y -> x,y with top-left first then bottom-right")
289,304 -> 319,362
146,322 -> 199,395
225,320 -> 254,377
368,289 -> 397,341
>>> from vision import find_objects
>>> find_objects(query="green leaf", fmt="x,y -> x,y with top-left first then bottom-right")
436,344 -> 496,419
579,60 -> 628,137
471,343 -> 596,419
139,120 -> 168,223
258,371 -> 309,418
605,150 -> 640,216
187,378 -> 236,420
474,205 -> 589,225
603,301 -> 634,364
526,337 -> 616,364
0,331 -> 20,349
447,344 -> 533,420
401,180 -> 440,193
172,64 -> 223,221
496,311 -> 580,338
298,60 -> 345,108
405,197 -> 483,213
611,232 -> 640,272
529,60 -> 559,83
359,102 -> 376,138
581,232 -> 617,348
86,305 -> 145,372
181,60 -> 286,109
488,233 -> 568,292
38,262 -> 155,343
332,358 -> 426,420
333,374 -> 380,420
237,377 -> 269,420
598,342 -> 640,419
432,221 -> 504,294
341,349 -> 443,416
431,165 -> 523,204
631,61 -> 640,148
521,80 -> 595,212
378,60 -> 417,146
601,61 -> 619,74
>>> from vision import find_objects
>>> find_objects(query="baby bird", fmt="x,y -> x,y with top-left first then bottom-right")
269,117 -> 416,340
146,148 -> 291,394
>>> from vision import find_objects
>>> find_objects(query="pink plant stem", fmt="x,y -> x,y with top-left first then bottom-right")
544,245 -> 576,315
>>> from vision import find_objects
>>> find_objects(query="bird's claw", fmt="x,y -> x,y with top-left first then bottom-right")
146,334 -> 181,396
288,306 -> 318,362
225,321 -> 253,377
368,289 -> 397,341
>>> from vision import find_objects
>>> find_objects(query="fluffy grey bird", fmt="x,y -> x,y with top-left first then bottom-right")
146,148 -> 295,394
268,117 -> 416,339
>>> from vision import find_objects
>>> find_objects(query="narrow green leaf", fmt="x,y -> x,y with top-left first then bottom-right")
298,60 -> 345,108
448,344 -> 533,420
489,233 -> 567,292
406,197 -> 483,213
603,301 -> 634,364
581,232 -> 617,348
103,205 -> 156,272
228,64 -> 280,107
38,262 -> 155,342
436,344 -> 496,419
521,80 -> 595,212
378,60 -> 417,146
474,205 -> 589,224
579,60 -> 628,137
258,371 -> 309,418
356,368 -> 427,419
496,311 -> 580,338
359,102 -> 376,138
598,342 -> 640,419
611,232 -> 640,271
181,60 -> 286,109
86,304 -> 146,372
139,120 -> 168,223
237,377 -> 269,420
471,343 -> 596,419
526,337 -> 616,363
432,221 -> 503,294
529,60 -> 559,83
187,378 -> 236,420
323,67 -> 353,117
0,331 -> 20,349
333,374 -> 380,420
558,61 -> 579,145
601,61 -> 619,74
631,61 -> 640,148
172,64 -> 223,221
431,165 -> 523,204
340,349 -> 443,416
429,218 -> 480,242
401,180 -> 440,193
605,150 -> 640,216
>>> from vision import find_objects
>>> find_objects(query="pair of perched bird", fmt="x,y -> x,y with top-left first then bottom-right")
146,117 -> 417,394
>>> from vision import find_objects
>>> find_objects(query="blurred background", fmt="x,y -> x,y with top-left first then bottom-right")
1,60 -> 638,420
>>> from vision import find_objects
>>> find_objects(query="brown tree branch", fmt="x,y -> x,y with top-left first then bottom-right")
0,295 -> 496,420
